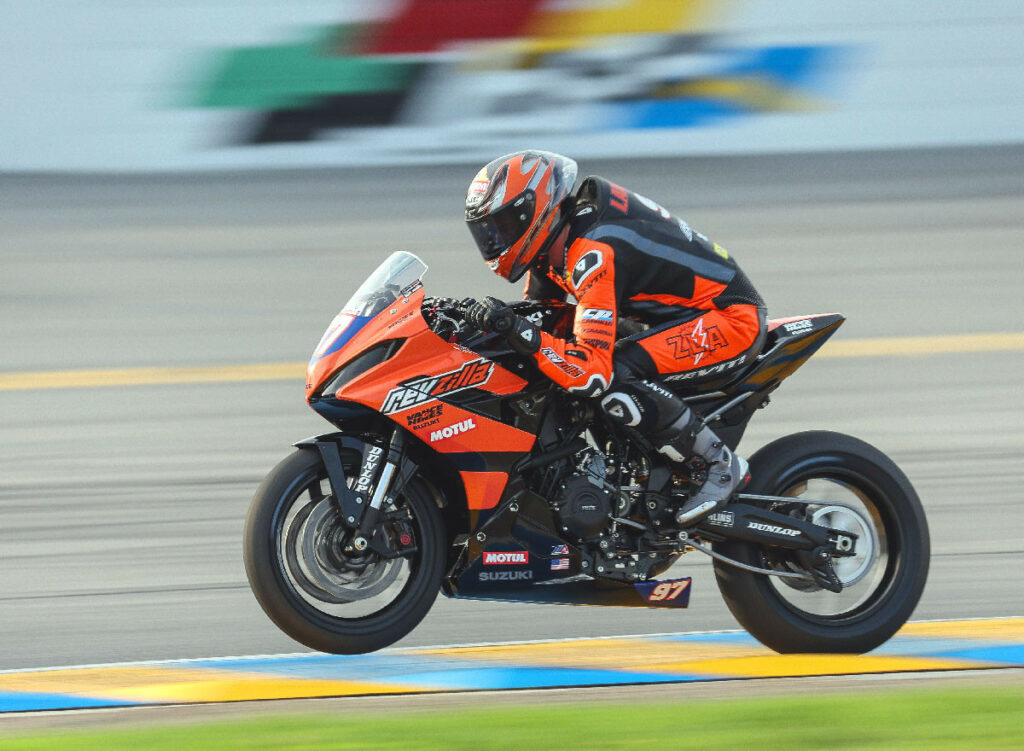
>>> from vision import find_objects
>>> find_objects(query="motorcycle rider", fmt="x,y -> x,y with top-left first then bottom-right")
464,150 -> 767,524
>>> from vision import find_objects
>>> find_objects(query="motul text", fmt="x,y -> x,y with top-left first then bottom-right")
482,551 -> 529,565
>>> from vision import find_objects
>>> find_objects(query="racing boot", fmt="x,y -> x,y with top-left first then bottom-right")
656,418 -> 749,525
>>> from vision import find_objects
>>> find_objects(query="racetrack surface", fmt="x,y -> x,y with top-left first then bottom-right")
2,618 -> 1022,714
2,146 -> 1023,672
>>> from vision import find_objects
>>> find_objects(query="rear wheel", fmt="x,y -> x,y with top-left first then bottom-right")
713,431 -> 929,653
243,446 -> 445,654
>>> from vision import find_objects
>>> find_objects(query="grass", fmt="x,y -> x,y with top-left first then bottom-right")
5,686 -> 1023,750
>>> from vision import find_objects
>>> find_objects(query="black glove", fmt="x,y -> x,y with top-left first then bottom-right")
464,296 -> 513,333
465,296 -> 540,354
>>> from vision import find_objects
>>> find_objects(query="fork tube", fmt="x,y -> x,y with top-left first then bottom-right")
357,430 -> 403,536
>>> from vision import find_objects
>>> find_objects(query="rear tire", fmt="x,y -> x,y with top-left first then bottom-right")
713,431 -> 929,653
244,447 -> 445,654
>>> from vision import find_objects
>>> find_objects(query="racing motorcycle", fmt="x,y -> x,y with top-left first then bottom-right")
244,251 -> 929,655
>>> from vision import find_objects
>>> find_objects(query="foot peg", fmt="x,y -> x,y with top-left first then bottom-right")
674,455 -> 749,526
675,499 -> 721,525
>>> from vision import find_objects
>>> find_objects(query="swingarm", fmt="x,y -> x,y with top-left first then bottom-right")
691,497 -> 859,593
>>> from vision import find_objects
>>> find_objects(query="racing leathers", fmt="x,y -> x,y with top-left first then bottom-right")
503,176 -> 767,523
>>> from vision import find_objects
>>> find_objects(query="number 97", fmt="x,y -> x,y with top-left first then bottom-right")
648,580 -> 688,601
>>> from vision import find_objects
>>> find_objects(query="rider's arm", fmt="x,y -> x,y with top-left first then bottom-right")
530,238 -> 617,396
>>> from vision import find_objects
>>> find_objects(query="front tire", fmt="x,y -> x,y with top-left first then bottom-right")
243,447 -> 446,654
713,431 -> 929,653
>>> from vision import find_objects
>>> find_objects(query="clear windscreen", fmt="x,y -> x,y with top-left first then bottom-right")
342,251 -> 428,316
312,251 -> 428,361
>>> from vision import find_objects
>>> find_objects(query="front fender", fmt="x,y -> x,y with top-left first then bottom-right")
294,433 -> 372,526
294,431 -> 470,545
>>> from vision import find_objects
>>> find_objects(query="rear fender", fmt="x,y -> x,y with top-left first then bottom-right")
733,313 -> 845,395
683,314 -> 845,450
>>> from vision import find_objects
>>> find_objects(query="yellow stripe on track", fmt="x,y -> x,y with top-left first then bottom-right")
819,332 -> 1024,358
1,332 -> 1022,392
0,665 -> 416,704
0,362 -> 304,391
0,618 -> 1021,712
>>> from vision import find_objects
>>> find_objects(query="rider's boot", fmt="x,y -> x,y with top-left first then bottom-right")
655,416 -> 749,525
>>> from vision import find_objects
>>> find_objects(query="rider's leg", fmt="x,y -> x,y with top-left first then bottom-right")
602,306 -> 766,523
599,370 -> 748,523
652,404 -> 750,524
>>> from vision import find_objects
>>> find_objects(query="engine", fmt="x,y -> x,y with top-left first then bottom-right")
551,451 -> 614,541
536,442 -> 684,583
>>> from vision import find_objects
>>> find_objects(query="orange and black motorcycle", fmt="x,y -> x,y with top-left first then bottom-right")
244,252 -> 929,655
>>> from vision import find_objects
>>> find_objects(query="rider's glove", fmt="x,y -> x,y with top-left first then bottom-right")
465,296 -> 540,355
464,296 -> 508,332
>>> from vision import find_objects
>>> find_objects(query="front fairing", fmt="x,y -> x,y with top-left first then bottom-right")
306,252 -> 428,399
305,253 -> 539,513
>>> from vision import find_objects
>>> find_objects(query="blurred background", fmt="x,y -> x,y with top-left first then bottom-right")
4,0 -> 1022,170
2,0 -> 1023,671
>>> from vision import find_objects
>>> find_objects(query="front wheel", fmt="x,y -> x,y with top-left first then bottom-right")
243,446 -> 446,654
713,431 -> 929,653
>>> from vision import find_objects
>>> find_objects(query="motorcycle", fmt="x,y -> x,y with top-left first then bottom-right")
244,251 -> 929,654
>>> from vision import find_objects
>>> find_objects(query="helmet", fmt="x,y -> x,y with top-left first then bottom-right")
465,150 -> 578,282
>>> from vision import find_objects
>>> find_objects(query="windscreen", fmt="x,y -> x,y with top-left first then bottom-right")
342,251 -> 428,317
311,251 -> 428,361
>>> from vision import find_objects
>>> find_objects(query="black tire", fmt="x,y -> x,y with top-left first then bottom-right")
243,447 -> 446,654
713,430 -> 929,653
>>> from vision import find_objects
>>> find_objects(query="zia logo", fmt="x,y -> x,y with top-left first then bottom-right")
666,319 -> 728,365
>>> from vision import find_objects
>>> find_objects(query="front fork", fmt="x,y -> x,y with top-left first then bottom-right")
297,430 -> 418,559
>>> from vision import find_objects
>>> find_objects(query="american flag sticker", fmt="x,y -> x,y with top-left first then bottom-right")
551,558 -> 570,571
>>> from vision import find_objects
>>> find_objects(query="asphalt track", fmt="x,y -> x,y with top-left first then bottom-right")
2,146 -> 1024,683
1,618 -> 1022,714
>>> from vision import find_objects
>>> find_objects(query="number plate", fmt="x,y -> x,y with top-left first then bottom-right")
634,577 -> 692,607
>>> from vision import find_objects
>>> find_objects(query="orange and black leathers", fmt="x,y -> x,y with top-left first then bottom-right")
521,176 -> 766,403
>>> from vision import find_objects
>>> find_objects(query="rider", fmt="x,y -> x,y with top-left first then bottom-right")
464,150 -> 767,524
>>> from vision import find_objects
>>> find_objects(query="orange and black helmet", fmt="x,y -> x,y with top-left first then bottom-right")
465,150 -> 578,282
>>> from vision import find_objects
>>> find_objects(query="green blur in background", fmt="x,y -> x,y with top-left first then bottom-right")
5,687 -> 1024,750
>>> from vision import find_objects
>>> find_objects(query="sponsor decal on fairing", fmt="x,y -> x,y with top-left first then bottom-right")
783,319 -> 814,334
479,570 -> 534,582
482,551 -> 529,565
405,404 -> 444,428
381,358 -> 494,414
429,417 -> 477,442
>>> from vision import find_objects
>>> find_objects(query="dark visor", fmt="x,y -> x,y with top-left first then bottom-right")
467,193 -> 536,261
